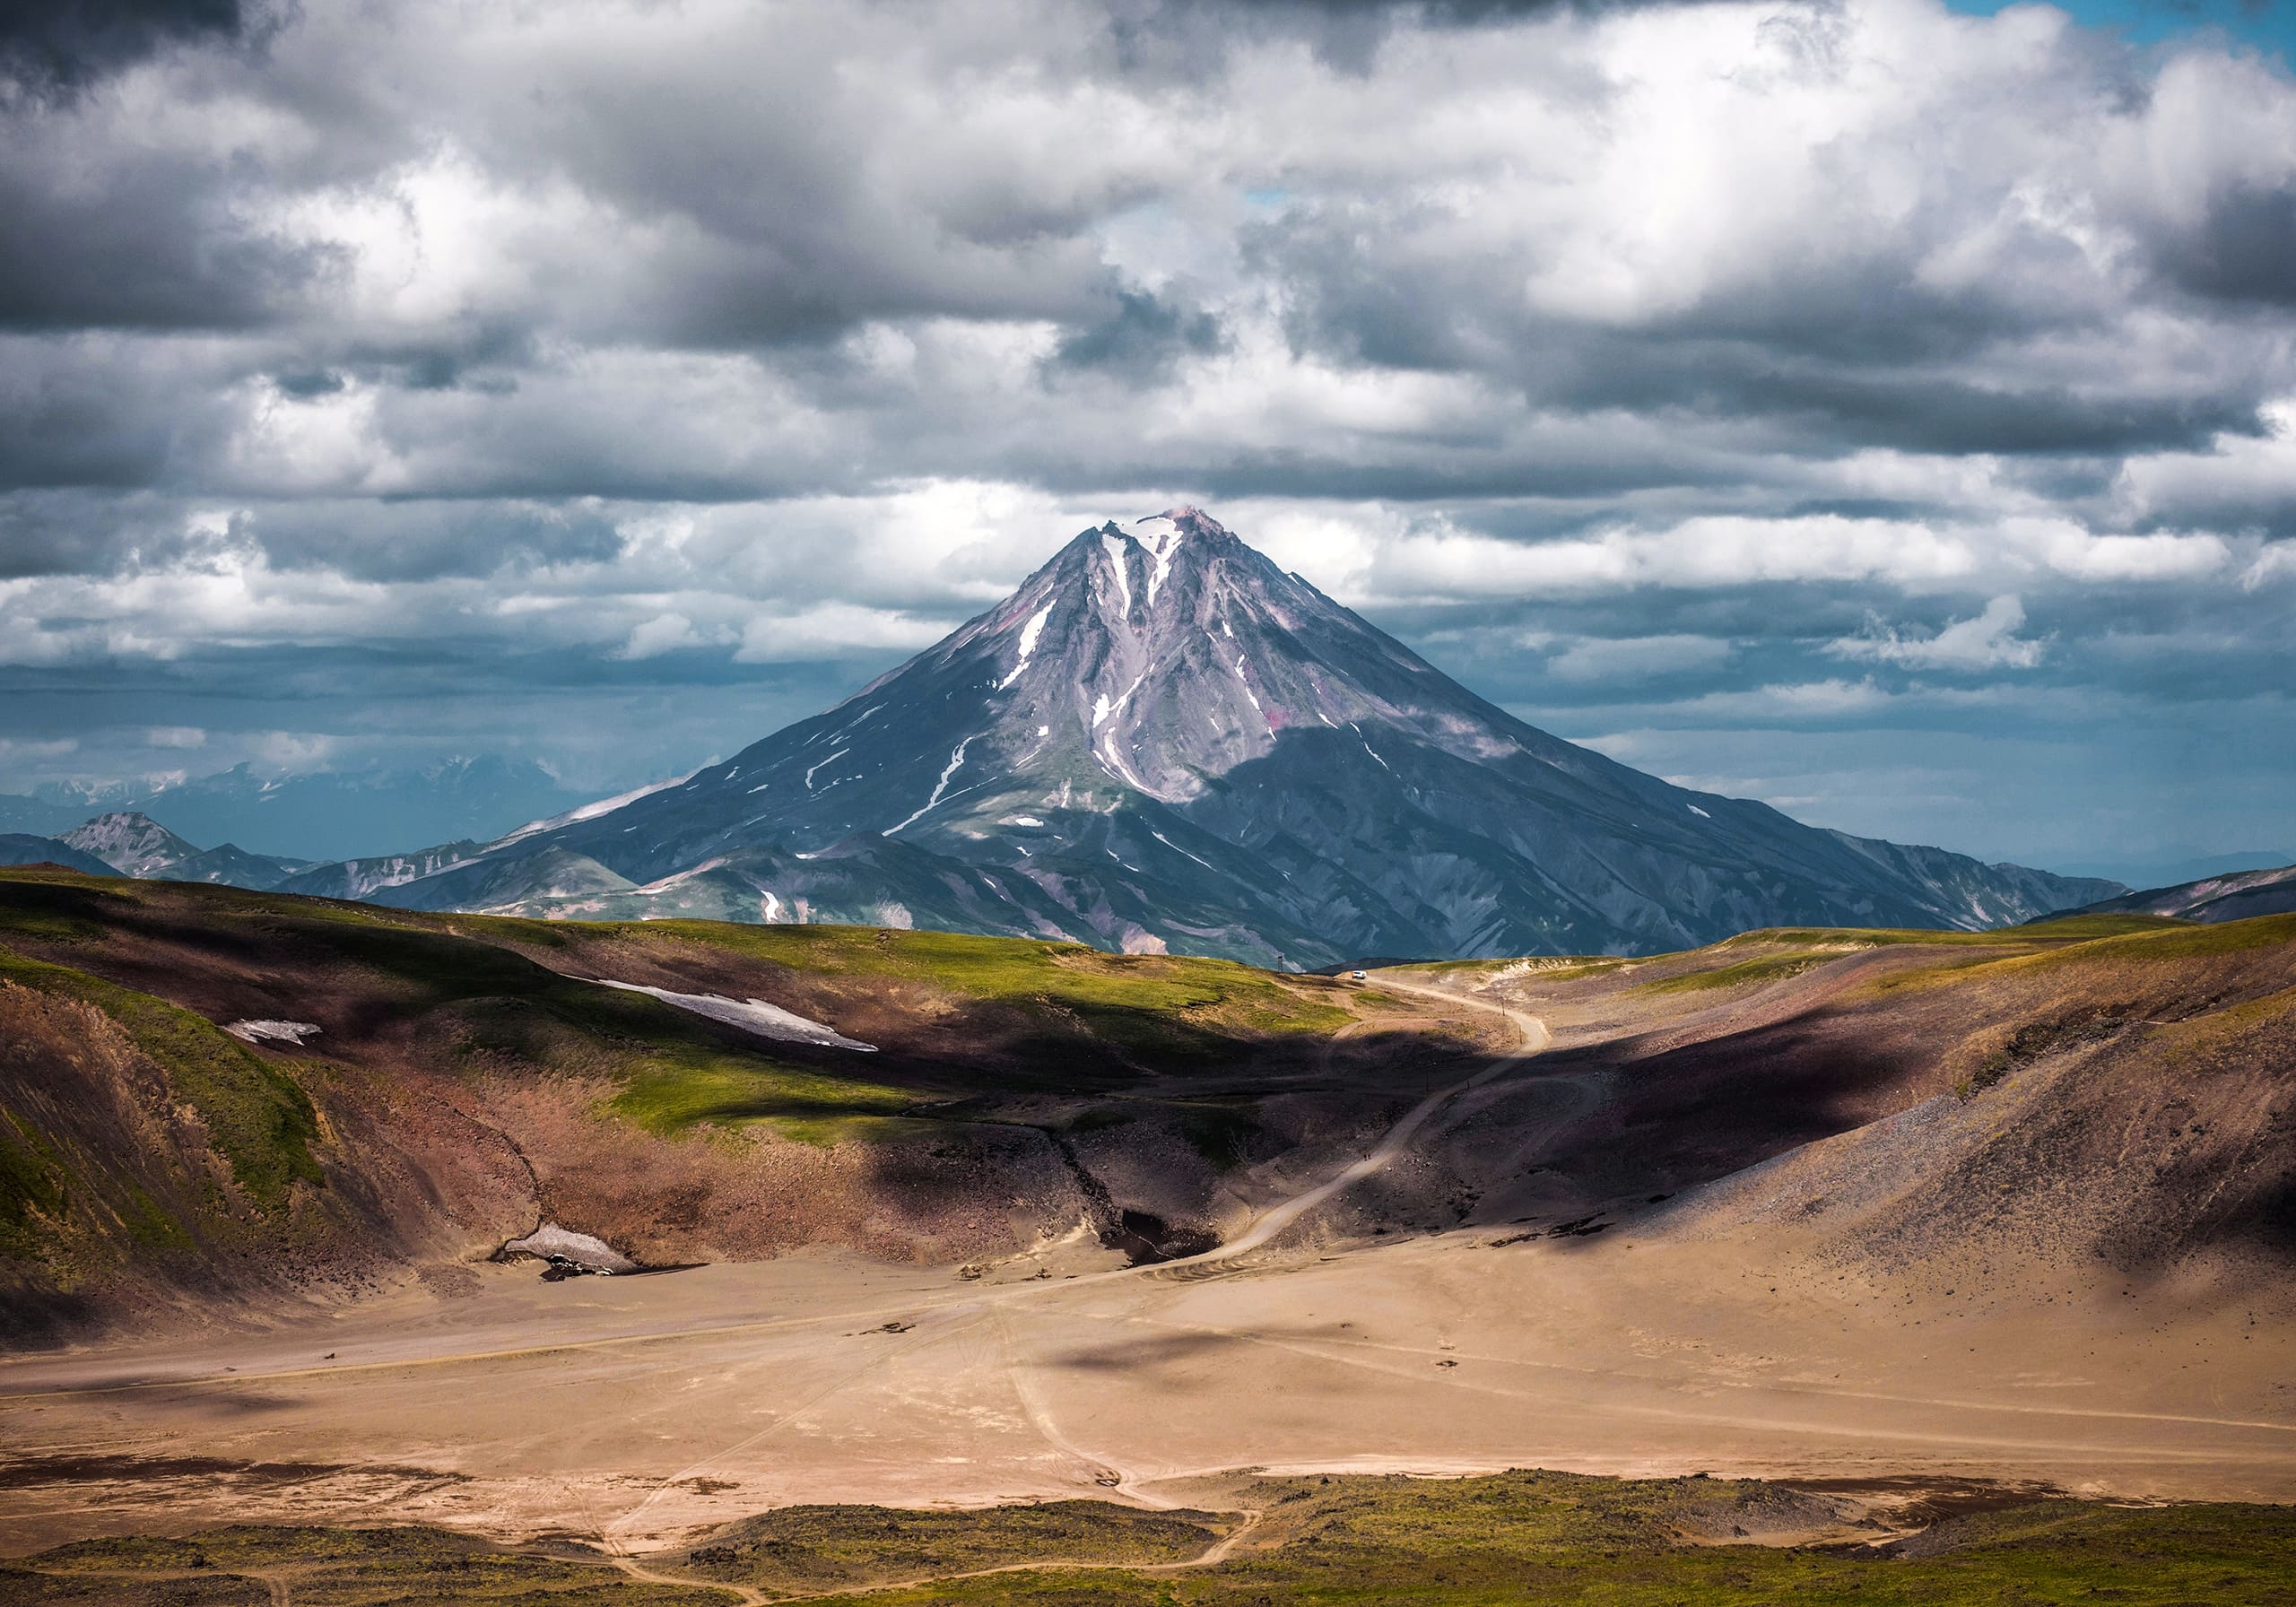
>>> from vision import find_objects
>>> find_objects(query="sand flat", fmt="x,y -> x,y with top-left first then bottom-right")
1,1223 -> 2287,1557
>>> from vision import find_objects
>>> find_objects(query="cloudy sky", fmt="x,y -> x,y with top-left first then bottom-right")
2,0 -> 2292,877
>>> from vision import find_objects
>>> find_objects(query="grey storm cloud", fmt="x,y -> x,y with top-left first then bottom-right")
0,0 -> 255,93
0,0 -> 2291,870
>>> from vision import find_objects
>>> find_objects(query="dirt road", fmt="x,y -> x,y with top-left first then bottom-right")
1178,980 -> 1550,1264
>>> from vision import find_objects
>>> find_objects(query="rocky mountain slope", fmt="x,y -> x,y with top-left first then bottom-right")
335,509 -> 2118,965
57,812 -> 311,890
2067,861 -> 2296,925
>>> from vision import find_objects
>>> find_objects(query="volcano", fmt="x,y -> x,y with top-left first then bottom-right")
327,510 -> 2119,964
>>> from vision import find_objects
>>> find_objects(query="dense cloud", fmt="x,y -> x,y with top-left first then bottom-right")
0,0 -> 2290,870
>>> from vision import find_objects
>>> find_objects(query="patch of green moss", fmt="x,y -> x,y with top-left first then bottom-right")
752,1476 -> 2296,1607
26,1523 -> 737,1603
2077,910 -> 2296,958
117,1177 -> 192,1250
606,1055 -> 916,1139
435,987 -> 917,1143
1631,951 -> 1832,995
679,1500 -> 1229,1593
17,1480 -> 2296,1607
0,1108 -> 68,1250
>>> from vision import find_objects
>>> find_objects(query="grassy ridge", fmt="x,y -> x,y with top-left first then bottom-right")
0,871 -> 1361,1151
622,921 -> 1357,1056
0,949 -> 324,1212
1631,951 -> 1832,995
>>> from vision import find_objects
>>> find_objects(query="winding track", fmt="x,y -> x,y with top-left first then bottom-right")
583,974 -> 1554,1582
1152,977 -> 1550,1268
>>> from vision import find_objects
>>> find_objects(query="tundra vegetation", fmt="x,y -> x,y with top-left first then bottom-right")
4,1472 -> 2292,1605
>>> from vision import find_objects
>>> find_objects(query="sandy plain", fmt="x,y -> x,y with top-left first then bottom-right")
2,986 -> 2289,1563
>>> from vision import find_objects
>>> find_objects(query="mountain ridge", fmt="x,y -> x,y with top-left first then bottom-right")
2065,860 -> 2296,925
57,811 -> 314,891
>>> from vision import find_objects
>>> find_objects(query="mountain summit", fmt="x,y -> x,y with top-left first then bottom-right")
342,510 -> 2118,963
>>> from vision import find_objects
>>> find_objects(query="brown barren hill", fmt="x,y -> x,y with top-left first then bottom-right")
2,864 -> 2289,1352
1390,915 -> 2296,1291
0,867 -> 1479,1342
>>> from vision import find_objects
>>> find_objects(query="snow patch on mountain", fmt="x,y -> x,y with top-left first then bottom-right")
885,738 -> 974,835
804,749 -> 848,789
1098,732 -> 1147,790
1136,514 -> 1183,609
224,1019 -> 322,1046
503,1223 -> 635,1273
499,776 -> 686,847
1093,665 -> 1152,729
1000,599 -> 1055,690
597,979 -> 875,1051
632,857 -> 728,894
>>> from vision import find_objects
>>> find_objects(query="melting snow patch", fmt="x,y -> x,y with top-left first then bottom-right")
502,1223 -> 636,1274
761,890 -> 784,922
1134,515 -> 1183,609
884,737 -> 973,834
598,980 -> 876,1051
1093,665 -> 1152,728
633,857 -> 727,894
803,748 -> 849,789
225,1020 -> 321,1046
1000,600 -> 1055,689
1011,815 -> 1045,827
1100,533 -> 1133,615
1232,656 -> 1274,734
1350,724 -> 1394,774
1098,733 -> 1148,790
497,775 -> 688,846
1687,804 -> 1711,819
1150,830 -> 1217,873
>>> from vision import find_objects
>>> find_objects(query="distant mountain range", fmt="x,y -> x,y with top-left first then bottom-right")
95,507 -> 2103,967
2066,862 -> 2296,925
0,757 -> 586,863
2048,850 -> 2295,890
